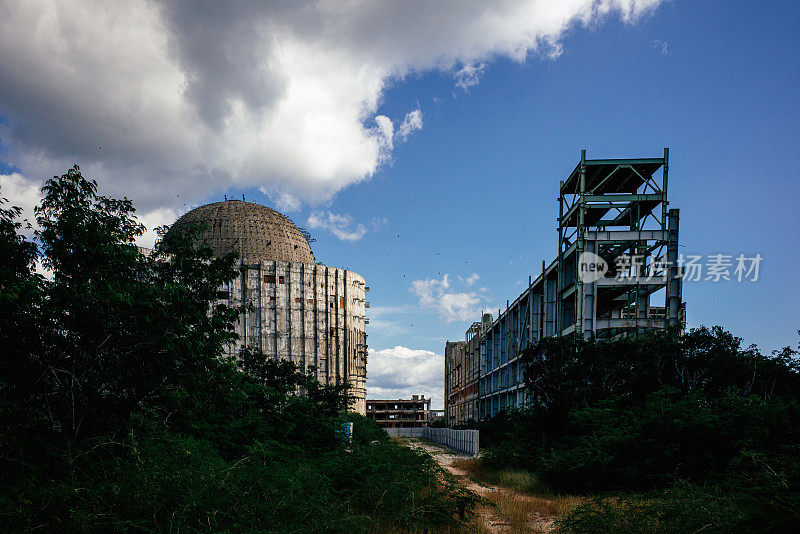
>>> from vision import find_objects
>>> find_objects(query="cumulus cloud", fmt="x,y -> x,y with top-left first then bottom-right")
410,273 -> 487,323
366,346 -> 444,409
307,210 -> 367,242
0,171 -> 178,248
0,0 -> 664,216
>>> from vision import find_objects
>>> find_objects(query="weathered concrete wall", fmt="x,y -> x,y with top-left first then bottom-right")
223,260 -> 368,414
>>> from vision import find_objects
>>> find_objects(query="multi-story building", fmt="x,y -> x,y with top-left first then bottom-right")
366,395 -> 431,428
444,315 -> 490,427
445,150 -> 684,421
444,341 -> 465,426
167,199 -> 369,414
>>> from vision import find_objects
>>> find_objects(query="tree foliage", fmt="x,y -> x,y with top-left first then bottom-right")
478,327 -> 800,532
0,166 -> 474,532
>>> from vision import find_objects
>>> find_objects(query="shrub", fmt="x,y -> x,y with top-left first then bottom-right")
0,167 -> 477,533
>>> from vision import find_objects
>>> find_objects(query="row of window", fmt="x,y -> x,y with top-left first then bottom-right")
366,404 -> 427,411
217,291 -> 349,308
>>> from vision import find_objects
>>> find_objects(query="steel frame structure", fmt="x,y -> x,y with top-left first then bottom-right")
556,149 -> 682,339
455,149 -> 685,421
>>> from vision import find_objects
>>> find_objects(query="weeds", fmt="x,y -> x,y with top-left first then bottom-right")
450,456 -> 583,532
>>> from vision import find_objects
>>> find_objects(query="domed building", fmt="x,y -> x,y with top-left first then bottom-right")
169,199 -> 368,414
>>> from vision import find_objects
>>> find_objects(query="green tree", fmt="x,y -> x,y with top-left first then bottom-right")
0,191 -> 45,448
1,166 -> 476,532
26,165 -> 241,442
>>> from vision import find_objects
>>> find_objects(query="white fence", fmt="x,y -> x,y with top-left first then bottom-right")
385,427 -> 479,456
424,428 -> 479,456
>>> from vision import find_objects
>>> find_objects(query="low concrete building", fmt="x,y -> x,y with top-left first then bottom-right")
366,395 -> 431,428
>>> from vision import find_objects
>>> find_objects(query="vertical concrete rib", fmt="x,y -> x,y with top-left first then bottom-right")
667,208 -> 682,326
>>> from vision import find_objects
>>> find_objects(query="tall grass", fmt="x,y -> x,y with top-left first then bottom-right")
453,458 -> 550,496
451,456 -> 583,532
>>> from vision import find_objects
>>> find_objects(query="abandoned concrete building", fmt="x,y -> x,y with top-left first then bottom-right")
366,395 -> 432,428
443,321 -> 481,426
168,199 -> 369,414
445,150 -> 685,425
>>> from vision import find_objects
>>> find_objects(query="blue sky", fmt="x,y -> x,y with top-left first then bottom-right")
1,1 -> 798,408
321,1 -> 800,353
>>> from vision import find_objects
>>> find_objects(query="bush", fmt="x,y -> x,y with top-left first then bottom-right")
0,167 -> 477,533
560,461 -> 800,534
476,326 -> 800,529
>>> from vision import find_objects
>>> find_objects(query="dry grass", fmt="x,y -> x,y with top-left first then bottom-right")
408,441 -> 584,533
451,457 -> 584,533
452,458 -> 547,494
496,469 -> 542,494
531,494 -> 584,517
487,489 -> 538,532
452,457 -> 483,475
484,489 -> 584,530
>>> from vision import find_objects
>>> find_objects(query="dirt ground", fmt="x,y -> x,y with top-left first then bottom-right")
404,438 -> 559,534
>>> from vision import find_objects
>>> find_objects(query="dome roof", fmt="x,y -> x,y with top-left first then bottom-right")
168,200 -> 315,264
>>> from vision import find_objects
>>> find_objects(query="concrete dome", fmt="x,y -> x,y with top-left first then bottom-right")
169,200 -> 315,264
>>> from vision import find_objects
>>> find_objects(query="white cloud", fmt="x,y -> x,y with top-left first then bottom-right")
410,273 -> 487,323
366,345 -> 445,409
482,306 -> 500,318
136,207 -> 180,249
370,217 -> 389,231
0,1 -> 664,216
454,62 -> 486,91
307,210 -> 367,242
458,272 -> 480,286
261,188 -> 302,213
0,172 -> 179,248
0,173 -> 43,234
373,114 -> 395,157
397,109 -> 423,141
651,39 -> 669,54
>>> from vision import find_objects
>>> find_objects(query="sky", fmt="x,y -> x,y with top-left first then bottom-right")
1,1 -> 798,409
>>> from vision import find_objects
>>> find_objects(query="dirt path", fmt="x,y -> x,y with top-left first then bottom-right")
404,438 -> 558,534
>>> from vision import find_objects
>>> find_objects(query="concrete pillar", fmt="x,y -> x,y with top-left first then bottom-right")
666,208 -> 682,327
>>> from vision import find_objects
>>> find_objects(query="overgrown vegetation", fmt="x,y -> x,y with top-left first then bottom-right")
476,327 -> 800,533
0,166 -> 475,532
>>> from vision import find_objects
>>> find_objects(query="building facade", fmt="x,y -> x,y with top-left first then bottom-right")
444,315 -> 489,427
443,341 -> 464,426
169,200 -> 369,414
366,395 -> 432,428
445,150 -> 684,423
